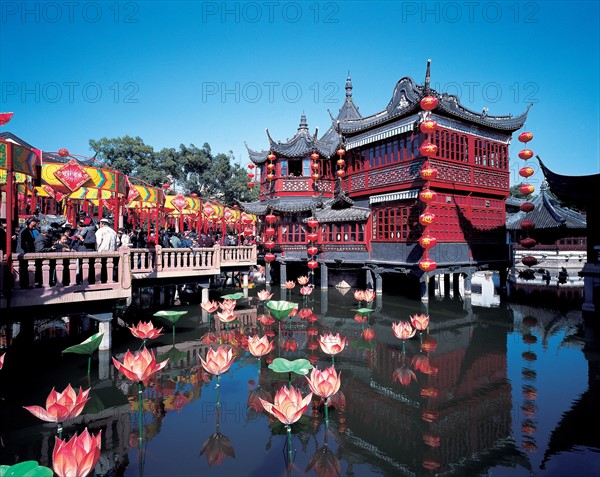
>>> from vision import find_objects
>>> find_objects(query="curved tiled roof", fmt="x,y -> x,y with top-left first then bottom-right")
339,76 -> 530,134
506,185 -> 587,230
538,157 -> 600,210
239,196 -> 324,215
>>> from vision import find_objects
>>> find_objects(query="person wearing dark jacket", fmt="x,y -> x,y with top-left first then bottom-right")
34,225 -> 57,286
16,217 -> 39,287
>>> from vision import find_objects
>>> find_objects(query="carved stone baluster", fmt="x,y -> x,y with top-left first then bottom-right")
55,261 -> 64,287
42,260 -> 51,288
94,257 -> 102,284
107,257 -> 115,283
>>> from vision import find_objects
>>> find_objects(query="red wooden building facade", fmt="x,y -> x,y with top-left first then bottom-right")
243,64 -> 530,297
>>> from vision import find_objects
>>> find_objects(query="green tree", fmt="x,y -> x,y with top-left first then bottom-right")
89,136 -> 155,179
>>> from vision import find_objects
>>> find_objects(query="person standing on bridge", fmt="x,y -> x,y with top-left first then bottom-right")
96,219 -> 118,283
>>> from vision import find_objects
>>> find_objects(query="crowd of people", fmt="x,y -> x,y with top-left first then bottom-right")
1,212 -> 256,288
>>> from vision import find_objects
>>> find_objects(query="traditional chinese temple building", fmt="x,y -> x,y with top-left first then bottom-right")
242,62 -> 530,299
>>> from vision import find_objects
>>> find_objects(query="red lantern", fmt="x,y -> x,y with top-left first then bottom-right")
267,173 -> 275,181
307,246 -> 318,256
247,182 -> 255,188
263,241 -> 276,250
419,142 -> 438,157
419,189 -> 436,203
312,173 -> 320,180
521,220 -> 535,230
419,120 -> 438,134
191,193 -> 198,198
337,148 -> 346,156
264,253 -> 276,262
58,148 -> 70,157
336,158 -> 345,167
267,162 -> 275,171
419,213 -> 435,226
420,96 -> 439,111
521,256 -> 538,267
419,258 -> 437,272
311,152 -> 319,161
419,236 -> 438,249
265,214 -> 277,224
267,153 -> 277,162
243,226 -> 254,236
519,149 -> 534,160
336,169 -> 345,177
307,232 -> 318,242
519,166 -> 535,178
520,238 -> 537,249
247,173 -> 255,179
420,167 -> 438,180
307,260 -> 319,269
248,163 -> 255,170
518,131 -> 534,143
520,202 -> 535,213
162,183 -> 170,190
241,213 -> 253,225
265,227 -> 276,237
520,184 -> 535,195
307,218 -> 319,229
311,162 -> 319,170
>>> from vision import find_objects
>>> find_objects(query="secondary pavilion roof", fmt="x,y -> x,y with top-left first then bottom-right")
506,182 -> 587,230
246,75 -> 362,164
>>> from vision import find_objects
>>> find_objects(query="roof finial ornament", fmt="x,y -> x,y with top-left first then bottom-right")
424,59 -> 431,92
345,72 -> 353,99
299,113 -> 308,131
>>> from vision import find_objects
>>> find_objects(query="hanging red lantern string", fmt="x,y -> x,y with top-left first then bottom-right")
517,129 -> 537,271
418,97 -> 439,280
306,216 -> 319,282
336,146 -> 346,178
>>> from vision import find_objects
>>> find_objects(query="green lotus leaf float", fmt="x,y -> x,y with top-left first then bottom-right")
62,332 -> 104,355
153,310 -> 188,324
268,357 -> 313,376
352,339 -> 376,351
0,461 -> 53,477
265,300 -> 298,320
353,308 -> 374,316
158,346 -> 187,364
268,415 -> 311,435
221,292 -> 244,300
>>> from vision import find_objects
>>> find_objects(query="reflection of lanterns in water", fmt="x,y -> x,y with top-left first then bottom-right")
522,316 -> 538,327
522,368 -> 537,380
522,334 -> 537,345
521,401 -> 537,418
522,351 -> 537,362
523,384 -> 538,400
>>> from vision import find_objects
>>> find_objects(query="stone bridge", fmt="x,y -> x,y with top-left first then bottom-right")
0,245 -> 257,308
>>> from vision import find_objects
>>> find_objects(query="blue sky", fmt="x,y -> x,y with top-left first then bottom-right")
1,1 -> 599,187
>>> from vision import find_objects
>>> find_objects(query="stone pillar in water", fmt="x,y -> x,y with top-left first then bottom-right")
280,262 -> 287,288
321,263 -> 328,290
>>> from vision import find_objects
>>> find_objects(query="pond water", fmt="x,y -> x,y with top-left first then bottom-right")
0,284 -> 599,477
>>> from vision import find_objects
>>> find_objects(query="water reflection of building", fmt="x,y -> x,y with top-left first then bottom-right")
328,305 -> 516,474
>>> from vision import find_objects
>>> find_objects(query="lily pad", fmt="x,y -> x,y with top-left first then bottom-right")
268,415 -> 311,435
153,310 -> 188,324
268,357 -> 313,376
221,292 -> 244,300
265,300 -> 298,320
62,332 -> 104,356
353,307 -> 374,316
0,461 -> 53,477
158,346 -> 187,364
352,339 -> 376,351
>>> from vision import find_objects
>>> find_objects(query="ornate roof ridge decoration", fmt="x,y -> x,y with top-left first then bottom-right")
326,190 -> 355,209
506,183 -> 587,230
313,205 -> 371,223
239,196 -> 325,215
537,156 -> 600,210
339,69 -> 530,134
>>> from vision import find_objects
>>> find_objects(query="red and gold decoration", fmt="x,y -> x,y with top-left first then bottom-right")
247,162 -> 256,188
517,130 -> 538,272
336,146 -> 345,178
418,97 -> 439,278
267,151 -> 277,181
306,216 -> 319,280
310,151 -> 320,181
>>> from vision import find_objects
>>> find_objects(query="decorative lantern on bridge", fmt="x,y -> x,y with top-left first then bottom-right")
517,131 -> 538,271
417,96 -> 439,279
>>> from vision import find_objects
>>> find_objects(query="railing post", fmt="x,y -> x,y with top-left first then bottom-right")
213,244 -> 221,270
155,245 -> 163,271
119,247 -> 132,290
